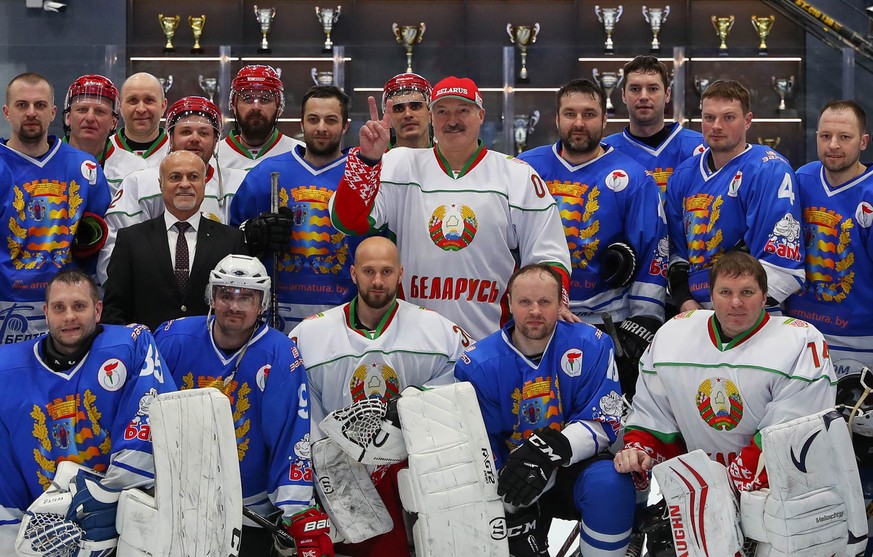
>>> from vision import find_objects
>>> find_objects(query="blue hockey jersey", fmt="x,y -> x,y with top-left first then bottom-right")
154,316 -> 312,520
666,144 -> 805,304
517,143 -> 666,322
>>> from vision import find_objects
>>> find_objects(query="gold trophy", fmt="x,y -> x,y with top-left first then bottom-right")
189,15 -> 206,54
315,6 -> 342,52
393,22 -> 426,73
642,5 -> 670,53
751,15 -> 776,55
711,15 -> 735,55
254,6 -> 276,54
506,23 -> 540,82
594,5 -> 623,54
158,14 -> 180,53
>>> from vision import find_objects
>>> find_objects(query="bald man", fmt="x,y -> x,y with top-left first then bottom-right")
290,236 -> 470,556
102,150 -> 247,330
110,72 -> 169,166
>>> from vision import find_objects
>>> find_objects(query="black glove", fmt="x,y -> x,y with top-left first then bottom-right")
601,241 -> 637,288
615,316 -> 661,399
243,207 -> 293,256
506,503 -> 550,557
666,261 -> 693,307
497,428 -> 572,507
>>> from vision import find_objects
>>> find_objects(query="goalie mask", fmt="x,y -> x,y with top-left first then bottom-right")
207,254 -> 271,312
63,74 -> 120,137
836,367 -> 873,466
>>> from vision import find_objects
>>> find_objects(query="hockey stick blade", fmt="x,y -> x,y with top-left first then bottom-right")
555,521 -> 581,557
242,506 -> 296,546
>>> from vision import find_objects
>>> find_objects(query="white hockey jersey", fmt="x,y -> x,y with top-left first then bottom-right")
103,142 -> 149,194
217,130 -> 301,172
289,298 -> 469,439
109,129 -> 168,168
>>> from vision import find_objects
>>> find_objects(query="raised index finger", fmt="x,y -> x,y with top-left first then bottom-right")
368,95 -> 379,122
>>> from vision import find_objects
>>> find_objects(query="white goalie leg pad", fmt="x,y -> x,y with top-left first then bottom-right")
311,436 -> 394,543
115,388 -> 243,557
652,449 -> 744,557
739,409 -> 867,557
395,382 -> 509,557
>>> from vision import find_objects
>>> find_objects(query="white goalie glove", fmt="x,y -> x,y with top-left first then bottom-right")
319,391 -> 411,465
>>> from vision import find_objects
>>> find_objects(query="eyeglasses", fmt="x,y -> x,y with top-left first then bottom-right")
391,101 -> 426,113
214,290 -> 259,309
238,92 -> 277,105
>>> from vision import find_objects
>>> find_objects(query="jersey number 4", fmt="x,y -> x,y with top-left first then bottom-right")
777,173 -> 795,205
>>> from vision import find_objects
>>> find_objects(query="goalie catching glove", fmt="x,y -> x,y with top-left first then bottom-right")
242,207 -> 293,256
274,506 -> 335,557
497,427 -> 572,507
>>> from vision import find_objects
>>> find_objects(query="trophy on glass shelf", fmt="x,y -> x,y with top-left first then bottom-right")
751,15 -> 775,55
772,76 -> 795,116
158,14 -> 180,53
311,68 -> 334,86
592,68 -> 623,114
711,15 -> 735,55
758,137 -> 782,151
642,6 -> 670,53
393,22 -> 426,73
315,6 -> 341,52
158,75 -> 174,95
595,5 -> 623,54
507,23 -> 540,82
189,15 -> 206,54
513,111 -> 541,154
254,6 -> 276,54
198,75 -> 219,103
693,76 -> 712,115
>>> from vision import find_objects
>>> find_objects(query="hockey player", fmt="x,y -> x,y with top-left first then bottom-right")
0,72 -> 112,343
291,236 -> 467,557
154,254 -> 331,557
665,79 -> 804,312
218,64 -> 301,171
603,55 -> 704,194
784,100 -> 873,379
382,72 -> 432,149
454,263 -> 634,556
0,269 -> 174,553
111,72 -> 168,167
231,86 -> 362,333
330,75 -> 572,340
98,96 -> 247,284
517,78 -> 666,398
614,251 -> 841,552
63,74 -> 149,193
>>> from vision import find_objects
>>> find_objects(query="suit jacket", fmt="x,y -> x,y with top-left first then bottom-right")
102,214 -> 247,331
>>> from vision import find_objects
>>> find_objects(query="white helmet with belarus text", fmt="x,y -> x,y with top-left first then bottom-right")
382,72 -> 432,111
63,74 -> 120,136
836,367 -> 873,466
230,64 -> 285,114
165,96 -> 223,137
207,254 -> 271,311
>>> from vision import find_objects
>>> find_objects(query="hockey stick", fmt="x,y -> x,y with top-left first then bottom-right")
269,171 -> 281,330
555,521 -> 581,557
601,312 -> 625,358
243,506 -> 296,546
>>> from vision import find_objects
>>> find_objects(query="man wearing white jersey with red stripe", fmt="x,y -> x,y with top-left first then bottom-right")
110,72 -> 168,167
329,76 -> 572,340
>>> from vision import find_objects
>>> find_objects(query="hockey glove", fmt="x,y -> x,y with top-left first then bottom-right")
506,503 -> 550,557
615,316 -> 661,400
276,507 -> 335,557
243,207 -> 293,256
72,212 -> 108,260
601,241 -> 637,288
666,261 -> 693,308
66,469 -> 121,547
498,428 -> 572,507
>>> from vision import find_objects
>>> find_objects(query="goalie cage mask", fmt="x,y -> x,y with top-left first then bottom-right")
836,367 -> 873,466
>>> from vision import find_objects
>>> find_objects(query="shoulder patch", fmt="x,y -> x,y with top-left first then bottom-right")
508,156 -> 529,166
782,317 -> 809,328
604,169 -> 629,192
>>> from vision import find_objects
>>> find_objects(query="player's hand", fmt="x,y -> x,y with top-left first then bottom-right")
679,299 -> 703,313
243,207 -> 293,256
558,304 -> 582,323
614,447 -> 652,474
358,96 -> 392,161
498,428 -> 572,507
276,507 -> 335,557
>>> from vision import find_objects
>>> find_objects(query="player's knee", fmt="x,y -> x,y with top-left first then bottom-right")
573,460 -> 635,533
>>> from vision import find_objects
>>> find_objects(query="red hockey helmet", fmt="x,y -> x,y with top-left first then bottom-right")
382,72 -> 432,110
64,74 -> 120,117
166,96 -> 223,136
230,64 -> 284,112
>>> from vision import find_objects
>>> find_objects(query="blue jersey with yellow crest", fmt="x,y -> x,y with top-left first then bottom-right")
0,324 -> 173,531
666,144 -> 805,305
231,146 -> 364,333
454,320 -> 623,470
784,162 -> 873,374
517,143 -> 666,322
0,138 -> 111,343
603,122 -> 705,194
153,315 -> 312,520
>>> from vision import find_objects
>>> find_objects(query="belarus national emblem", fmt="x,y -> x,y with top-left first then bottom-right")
428,203 -> 478,251
696,377 -> 744,431
349,362 -> 401,402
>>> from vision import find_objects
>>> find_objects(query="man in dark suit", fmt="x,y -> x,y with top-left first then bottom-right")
102,149 -> 247,330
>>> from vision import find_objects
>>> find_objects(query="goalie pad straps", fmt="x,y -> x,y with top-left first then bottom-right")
739,409 -> 868,557
311,437 -> 394,544
396,382 -> 509,557
651,449 -> 744,557
115,388 -> 243,557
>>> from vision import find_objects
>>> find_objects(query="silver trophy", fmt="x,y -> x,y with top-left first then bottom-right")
507,23 -> 540,82
772,75 -> 795,114
694,76 -> 712,97
592,68 -> 623,113
594,5 -> 623,54
642,5 -> 670,52
198,75 -> 219,103
311,67 -> 334,86
315,6 -> 341,52
254,6 -> 276,54
513,111 -> 541,154
158,75 -> 173,95
393,22 -> 426,73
